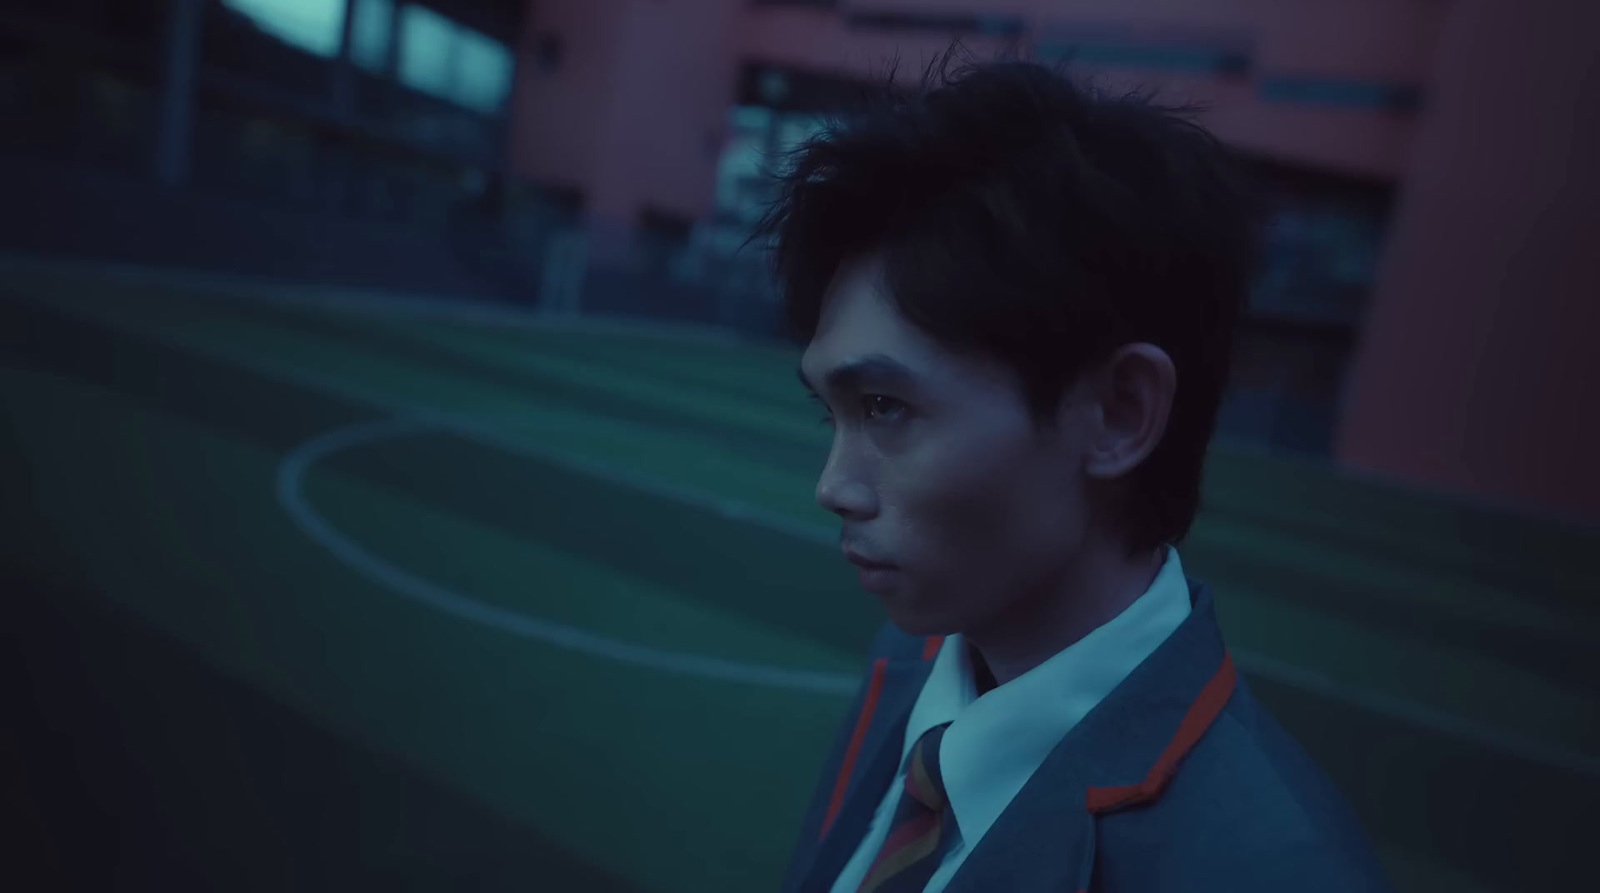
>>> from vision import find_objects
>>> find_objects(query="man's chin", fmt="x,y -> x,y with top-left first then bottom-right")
881,599 -> 958,638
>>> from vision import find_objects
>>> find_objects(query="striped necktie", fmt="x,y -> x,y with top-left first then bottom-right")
855,722 -> 957,893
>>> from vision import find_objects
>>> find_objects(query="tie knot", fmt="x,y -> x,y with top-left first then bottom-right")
905,722 -> 952,812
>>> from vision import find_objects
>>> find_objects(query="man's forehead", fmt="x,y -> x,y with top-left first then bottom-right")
800,267 -> 1017,398
811,256 -> 893,341
803,256 -> 926,373
803,312 -> 915,374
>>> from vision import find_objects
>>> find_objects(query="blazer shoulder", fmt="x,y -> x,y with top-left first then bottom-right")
1211,687 -> 1380,851
1096,682 -> 1393,892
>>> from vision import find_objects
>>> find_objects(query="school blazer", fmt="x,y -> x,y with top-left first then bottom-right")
780,577 -> 1393,893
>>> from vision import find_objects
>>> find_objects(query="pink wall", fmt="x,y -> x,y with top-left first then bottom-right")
508,0 -> 1600,524
735,7 -> 1015,86
514,0 -> 1448,219
586,0 -> 741,224
1214,0 -> 1445,177
507,0 -> 627,196
738,0 -> 1445,180
510,0 -> 742,255
1335,0 -> 1600,525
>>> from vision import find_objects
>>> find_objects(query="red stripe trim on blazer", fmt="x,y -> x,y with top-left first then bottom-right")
1086,652 -> 1238,814
820,657 -> 889,840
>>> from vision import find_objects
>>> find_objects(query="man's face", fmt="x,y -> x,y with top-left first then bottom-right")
798,254 -> 1099,636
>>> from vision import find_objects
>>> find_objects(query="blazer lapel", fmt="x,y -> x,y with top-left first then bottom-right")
940,738 -> 1101,893
796,654 -> 935,893
943,580 -> 1237,893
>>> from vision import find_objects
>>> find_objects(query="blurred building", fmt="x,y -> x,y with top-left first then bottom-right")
509,0 -> 1600,529
0,0 -> 1594,528
0,0 -> 569,300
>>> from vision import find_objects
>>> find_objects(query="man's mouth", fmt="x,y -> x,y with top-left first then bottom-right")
843,547 -> 897,570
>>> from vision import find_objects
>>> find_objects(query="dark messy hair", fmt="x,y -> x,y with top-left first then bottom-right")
754,51 -> 1264,556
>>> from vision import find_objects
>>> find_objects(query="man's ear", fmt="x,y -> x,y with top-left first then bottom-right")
1083,343 -> 1177,481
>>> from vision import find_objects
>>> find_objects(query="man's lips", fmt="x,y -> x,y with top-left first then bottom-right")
843,547 -> 897,570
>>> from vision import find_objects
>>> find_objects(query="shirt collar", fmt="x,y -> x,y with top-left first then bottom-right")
899,545 -> 1193,846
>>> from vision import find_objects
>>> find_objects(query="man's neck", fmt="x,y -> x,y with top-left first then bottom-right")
965,541 -> 1165,689
967,640 -> 1000,697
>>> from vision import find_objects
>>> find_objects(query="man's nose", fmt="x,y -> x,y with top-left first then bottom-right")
816,449 -> 876,520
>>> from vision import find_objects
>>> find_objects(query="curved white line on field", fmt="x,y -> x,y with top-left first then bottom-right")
275,417 -> 859,697
276,417 -> 1600,778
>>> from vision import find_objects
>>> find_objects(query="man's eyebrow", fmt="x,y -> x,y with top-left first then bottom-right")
797,354 -> 918,396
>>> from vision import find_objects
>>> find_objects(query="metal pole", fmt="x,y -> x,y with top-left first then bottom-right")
540,228 -> 588,316
154,0 -> 203,186
331,0 -> 358,121
388,1 -> 407,82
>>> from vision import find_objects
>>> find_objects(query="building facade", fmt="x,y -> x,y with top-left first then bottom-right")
509,0 -> 1600,528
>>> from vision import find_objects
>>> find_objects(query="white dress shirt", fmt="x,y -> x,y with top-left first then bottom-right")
827,546 -> 1193,893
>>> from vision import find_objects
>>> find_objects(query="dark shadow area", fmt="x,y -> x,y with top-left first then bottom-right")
0,565 -> 642,892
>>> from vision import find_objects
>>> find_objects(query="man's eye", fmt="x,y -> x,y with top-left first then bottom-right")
862,395 -> 907,422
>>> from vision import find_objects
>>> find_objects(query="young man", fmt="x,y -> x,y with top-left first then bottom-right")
764,58 -> 1392,893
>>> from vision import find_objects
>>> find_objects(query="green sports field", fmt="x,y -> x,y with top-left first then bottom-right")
2,257 -> 1596,892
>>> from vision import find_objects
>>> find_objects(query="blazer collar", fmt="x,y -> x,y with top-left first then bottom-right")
797,650 -> 936,893
943,578 -> 1237,892
797,578 -> 1235,893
